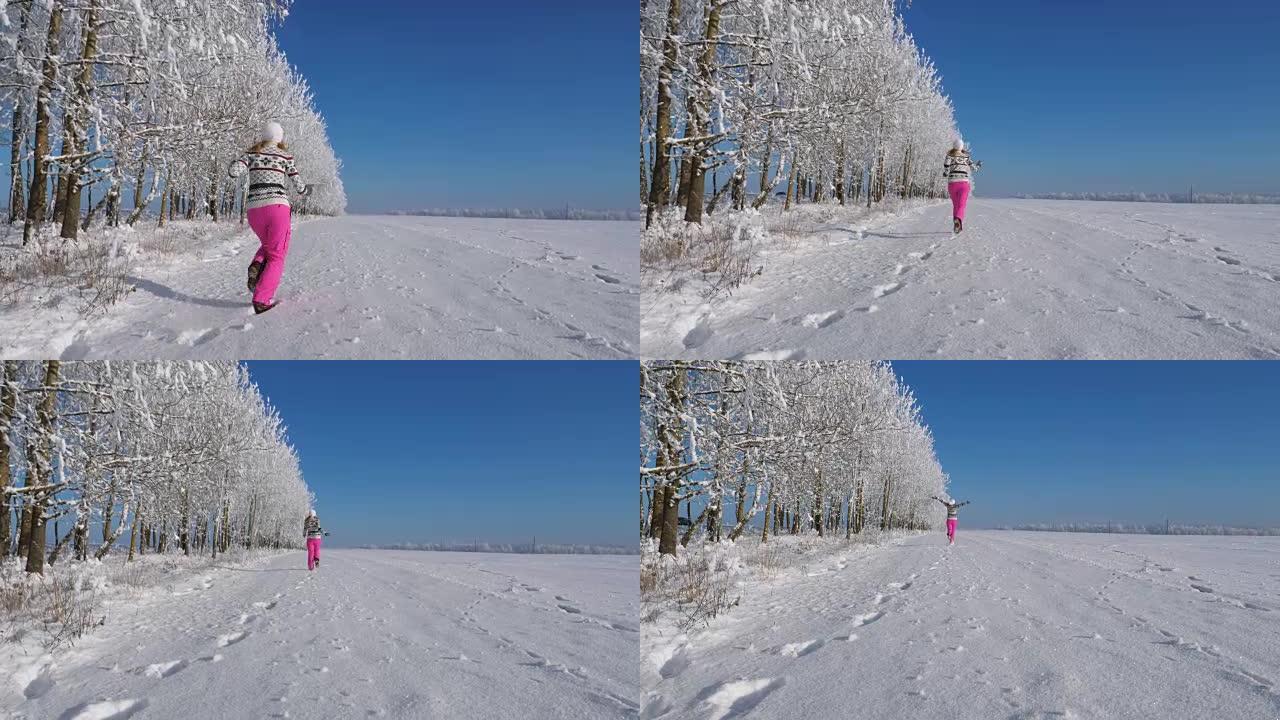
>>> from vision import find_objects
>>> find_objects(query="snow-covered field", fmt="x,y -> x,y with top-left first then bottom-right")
642,199 -> 1280,359
3,550 -> 639,720
642,531 -> 1280,720
1,216 -> 638,359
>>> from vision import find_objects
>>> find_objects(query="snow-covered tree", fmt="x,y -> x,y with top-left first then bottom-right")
641,0 -> 961,226
641,361 -> 949,555
0,361 -> 312,574
0,0 -> 346,248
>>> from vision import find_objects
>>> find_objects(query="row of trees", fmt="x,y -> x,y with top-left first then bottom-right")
641,0 -> 961,226
641,361 -> 949,555
0,361 -> 313,575
1,0 -> 345,247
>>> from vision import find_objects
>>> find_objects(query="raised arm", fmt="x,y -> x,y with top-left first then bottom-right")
957,501 -> 970,507
931,496 -> 948,506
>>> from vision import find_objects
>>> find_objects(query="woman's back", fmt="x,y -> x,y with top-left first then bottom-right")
944,150 -> 977,182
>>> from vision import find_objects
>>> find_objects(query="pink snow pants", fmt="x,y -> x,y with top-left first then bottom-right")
306,536 -> 321,570
247,204 -> 293,304
948,181 -> 971,221
946,518 -> 957,542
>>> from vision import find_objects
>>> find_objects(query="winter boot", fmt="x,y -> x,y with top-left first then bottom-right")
247,261 -> 263,292
953,217 -> 962,234
253,300 -> 278,315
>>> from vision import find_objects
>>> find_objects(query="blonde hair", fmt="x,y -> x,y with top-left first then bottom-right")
249,140 -> 288,153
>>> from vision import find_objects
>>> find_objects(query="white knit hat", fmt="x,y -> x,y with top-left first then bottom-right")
261,121 -> 284,144
952,138 -> 964,151
308,509 -> 316,517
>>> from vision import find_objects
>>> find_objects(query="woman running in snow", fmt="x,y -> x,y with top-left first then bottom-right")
228,121 -> 310,314
942,139 -> 981,234
932,496 -> 970,545
304,510 -> 324,570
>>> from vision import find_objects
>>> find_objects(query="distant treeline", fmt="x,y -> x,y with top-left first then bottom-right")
1014,192 -> 1280,205
357,542 -> 639,555
390,208 -> 641,221
999,523 -> 1280,536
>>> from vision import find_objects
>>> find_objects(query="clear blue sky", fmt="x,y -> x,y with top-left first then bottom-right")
892,361 -> 1280,529
273,0 -> 632,213
243,361 -> 634,547
902,0 -> 1280,196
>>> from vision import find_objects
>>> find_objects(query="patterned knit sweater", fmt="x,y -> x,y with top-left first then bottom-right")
304,516 -> 323,538
228,148 -> 306,210
943,152 -> 979,184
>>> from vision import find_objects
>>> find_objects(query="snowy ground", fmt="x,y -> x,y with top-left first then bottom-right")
642,199 -> 1280,359
4,550 -> 639,720
642,531 -> 1280,720
1,216 -> 638,359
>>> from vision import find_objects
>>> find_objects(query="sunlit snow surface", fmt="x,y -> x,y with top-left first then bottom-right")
642,531 -> 1280,720
642,199 -> 1280,359
3,550 -> 639,719
1,216 -> 638,359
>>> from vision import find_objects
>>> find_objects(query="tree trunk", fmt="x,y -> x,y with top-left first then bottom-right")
47,520 -> 75,565
783,160 -> 799,212
59,1 -> 101,241
853,476 -> 866,534
751,132 -> 777,209
0,361 -> 17,558
24,361 -> 61,575
900,145 -> 911,199
880,472 -> 894,531
207,158 -> 219,221
760,485 -> 773,543
645,0 -> 680,228
657,368 -> 687,556
681,501 -> 710,547
813,468 -> 824,537
835,141 -> 846,204
22,2 -> 64,245
128,503 -> 140,561
640,135 -> 649,206
681,1 -> 721,224
7,3 -> 34,224
180,489 -> 190,555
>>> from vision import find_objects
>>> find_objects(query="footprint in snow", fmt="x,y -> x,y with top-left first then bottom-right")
695,677 -> 786,720
175,328 -> 220,347
216,630 -> 250,647
141,659 -> 190,679
22,665 -> 56,700
851,611 -> 884,628
873,281 -> 904,298
774,639 -> 825,658
682,317 -> 714,350
58,698 -> 149,720
799,310 -> 845,329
